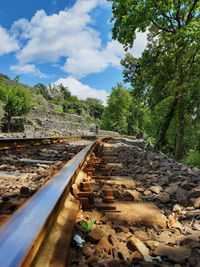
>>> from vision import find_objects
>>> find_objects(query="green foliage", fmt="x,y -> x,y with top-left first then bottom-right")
0,86 -> 32,116
182,150 -> 200,168
34,83 -> 104,118
79,220 -> 96,232
67,108 -> 76,114
13,75 -> 20,82
59,84 -> 71,100
62,96 -> 103,118
0,101 -> 5,123
85,117 -> 101,125
0,81 -> 32,131
0,74 -> 10,81
53,105 -> 63,113
34,83 -> 72,103
88,104 -> 104,119
110,0 -> 200,49
62,100 -> 87,115
84,98 -> 102,106
32,94 -> 49,113
127,97 -> 146,135
109,0 -> 200,160
83,98 -> 104,119
102,83 -> 132,134
48,84 -> 72,103
34,83 -> 51,100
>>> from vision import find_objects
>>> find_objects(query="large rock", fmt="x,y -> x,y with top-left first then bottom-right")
87,226 -> 105,241
129,236 -> 152,262
95,237 -> 113,255
194,197 -> 200,208
149,185 -> 162,194
154,244 -> 191,263
105,202 -> 167,229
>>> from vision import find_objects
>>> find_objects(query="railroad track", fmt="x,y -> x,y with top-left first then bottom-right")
0,136 -> 112,266
0,136 -> 98,150
0,137 -> 95,225
0,137 -> 199,266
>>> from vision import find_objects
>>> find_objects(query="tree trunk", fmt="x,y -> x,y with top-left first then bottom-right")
155,96 -> 179,150
6,115 -> 12,132
155,45 -> 185,152
175,98 -> 185,160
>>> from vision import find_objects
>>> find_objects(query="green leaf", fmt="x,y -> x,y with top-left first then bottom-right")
79,220 -> 96,232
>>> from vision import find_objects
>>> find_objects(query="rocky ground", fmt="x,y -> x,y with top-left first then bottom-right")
69,138 -> 200,267
0,139 -> 91,225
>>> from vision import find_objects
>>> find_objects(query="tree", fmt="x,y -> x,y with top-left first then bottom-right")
89,103 -> 104,119
102,83 -> 132,134
0,73 -> 10,81
62,100 -> 85,115
84,98 -> 103,106
58,84 -> 71,100
13,75 -> 20,82
84,98 -> 104,119
34,83 -> 51,100
0,82 -> 32,131
127,97 -> 146,135
32,94 -> 49,113
110,0 -> 200,159
34,83 -> 72,103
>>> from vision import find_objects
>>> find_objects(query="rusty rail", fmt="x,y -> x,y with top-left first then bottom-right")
0,135 -> 136,150
0,136 -> 99,150
0,139 -> 102,267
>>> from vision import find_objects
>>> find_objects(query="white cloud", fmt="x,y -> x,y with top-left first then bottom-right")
10,0 -> 125,78
0,26 -> 19,56
62,40 -> 124,77
10,64 -> 49,78
54,77 -> 108,105
10,0 -> 147,78
129,31 -> 148,58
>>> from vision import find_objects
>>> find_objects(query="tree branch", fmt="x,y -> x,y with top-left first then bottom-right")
186,0 -> 199,24
187,47 -> 199,68
153,0 -> 176,32
161,13 -> 177,33
176,0 -> 182,28
151,20 -> 175,34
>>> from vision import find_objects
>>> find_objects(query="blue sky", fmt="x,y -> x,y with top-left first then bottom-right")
0,0 -> 147,104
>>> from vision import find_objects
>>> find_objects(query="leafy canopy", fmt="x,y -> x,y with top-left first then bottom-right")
0,82 -> 32,118
109,0 -> 200,159
110,0 -> 200,49
102,83 -> 132,134
0,81 -> 32,131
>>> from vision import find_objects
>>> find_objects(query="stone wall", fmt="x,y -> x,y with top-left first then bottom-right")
98,130 -> 120,136
29,107 -> 85,123
0,108 -> 119,138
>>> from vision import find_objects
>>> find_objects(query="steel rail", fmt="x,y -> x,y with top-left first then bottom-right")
0,139 -> 101,267
0,135 -> 135,150
0,136 -> 100,150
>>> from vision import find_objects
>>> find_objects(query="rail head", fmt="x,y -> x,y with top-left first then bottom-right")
0,136 -> 114,150
0,139 -> 101,267
0,136 -> 91,150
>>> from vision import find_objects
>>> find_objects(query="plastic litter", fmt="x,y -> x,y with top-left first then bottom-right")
73,234 -> 85,247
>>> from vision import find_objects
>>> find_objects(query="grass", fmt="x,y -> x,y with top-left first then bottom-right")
54,105 -> 63,113
85,117 -> 101,125
182,150 -> 200,168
